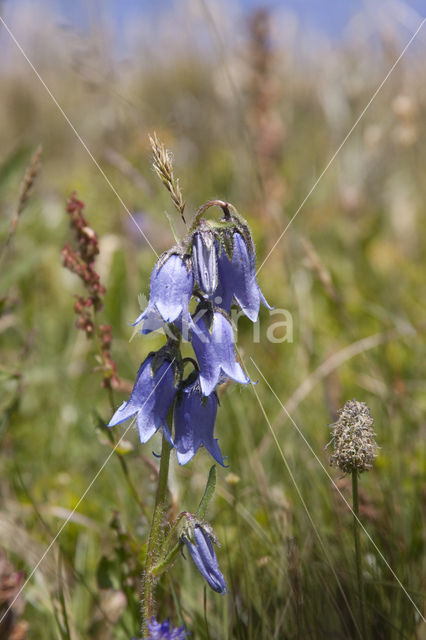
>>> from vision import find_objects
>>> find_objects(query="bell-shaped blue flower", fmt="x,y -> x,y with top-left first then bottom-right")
190,310 -> 249,396
215,232 -> 271,321
144,618 -> 188,640
182,524 -> 227,594
133,254 -> 193,330
174,381 -> 225,466
107,355 -> 177,444
192,230 -> 218,297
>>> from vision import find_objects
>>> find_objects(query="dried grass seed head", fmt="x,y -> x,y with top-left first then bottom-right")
329,399 -> 377,474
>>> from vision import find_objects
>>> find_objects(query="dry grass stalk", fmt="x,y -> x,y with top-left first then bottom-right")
16,145 -> 43,218
2,145 -> 42,256
149,133 -> 186,225
246,9 -> 286,244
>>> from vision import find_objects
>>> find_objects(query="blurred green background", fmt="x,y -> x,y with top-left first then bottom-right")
0,1 -> 425,638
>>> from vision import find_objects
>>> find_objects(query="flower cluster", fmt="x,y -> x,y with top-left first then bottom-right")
109,201 -> 267,596
108,202 -> 269,465
328,399 -> 378,474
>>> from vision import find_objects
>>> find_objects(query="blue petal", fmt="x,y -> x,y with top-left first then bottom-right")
231,234 -> 262,321
190,318 -> 220,395
213,313 -> 249,385
216,233 -> 271,321
132,305 -> 165,334
107,356 -> 177,444
146,617 -> 188,640
107,399 -> 137,426
174,384 -> 225,465
137,360 -> 176,443
107,362 -> 152,428
150,254 -> 193,323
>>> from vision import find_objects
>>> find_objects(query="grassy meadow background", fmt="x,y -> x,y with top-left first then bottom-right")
0,1 -> 425,638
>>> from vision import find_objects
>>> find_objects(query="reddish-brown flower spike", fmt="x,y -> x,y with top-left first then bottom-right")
62,192 -> 118,388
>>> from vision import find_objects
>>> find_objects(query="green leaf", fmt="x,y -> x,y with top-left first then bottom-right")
197,465 -> 216,520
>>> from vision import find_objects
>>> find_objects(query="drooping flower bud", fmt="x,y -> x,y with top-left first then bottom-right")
192,223 -> 218,297
182,524 -> 227,594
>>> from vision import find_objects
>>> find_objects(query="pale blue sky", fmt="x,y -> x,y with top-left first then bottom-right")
5,0 -> 425,38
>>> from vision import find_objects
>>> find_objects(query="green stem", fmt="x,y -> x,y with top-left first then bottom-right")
159,511 -> 188,555
203,586 -> 212,640
141,434 -> 172,636
352,470 -> 367,638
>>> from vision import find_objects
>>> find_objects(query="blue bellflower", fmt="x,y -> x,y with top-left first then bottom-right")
191,310 -> 249,396
183,524 -> 227,594
215,232 -> 271,321
134,254 -> 193,330
108,355 -> 177,444
174,381 -> 225,466
145,618 -> 188,640
192,231 -> 218,297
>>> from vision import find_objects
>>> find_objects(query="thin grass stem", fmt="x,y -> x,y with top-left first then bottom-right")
352,470 -> 367,638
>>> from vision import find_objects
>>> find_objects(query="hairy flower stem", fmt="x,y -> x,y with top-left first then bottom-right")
141,434 -> 172,637
352,471 -> 367,638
